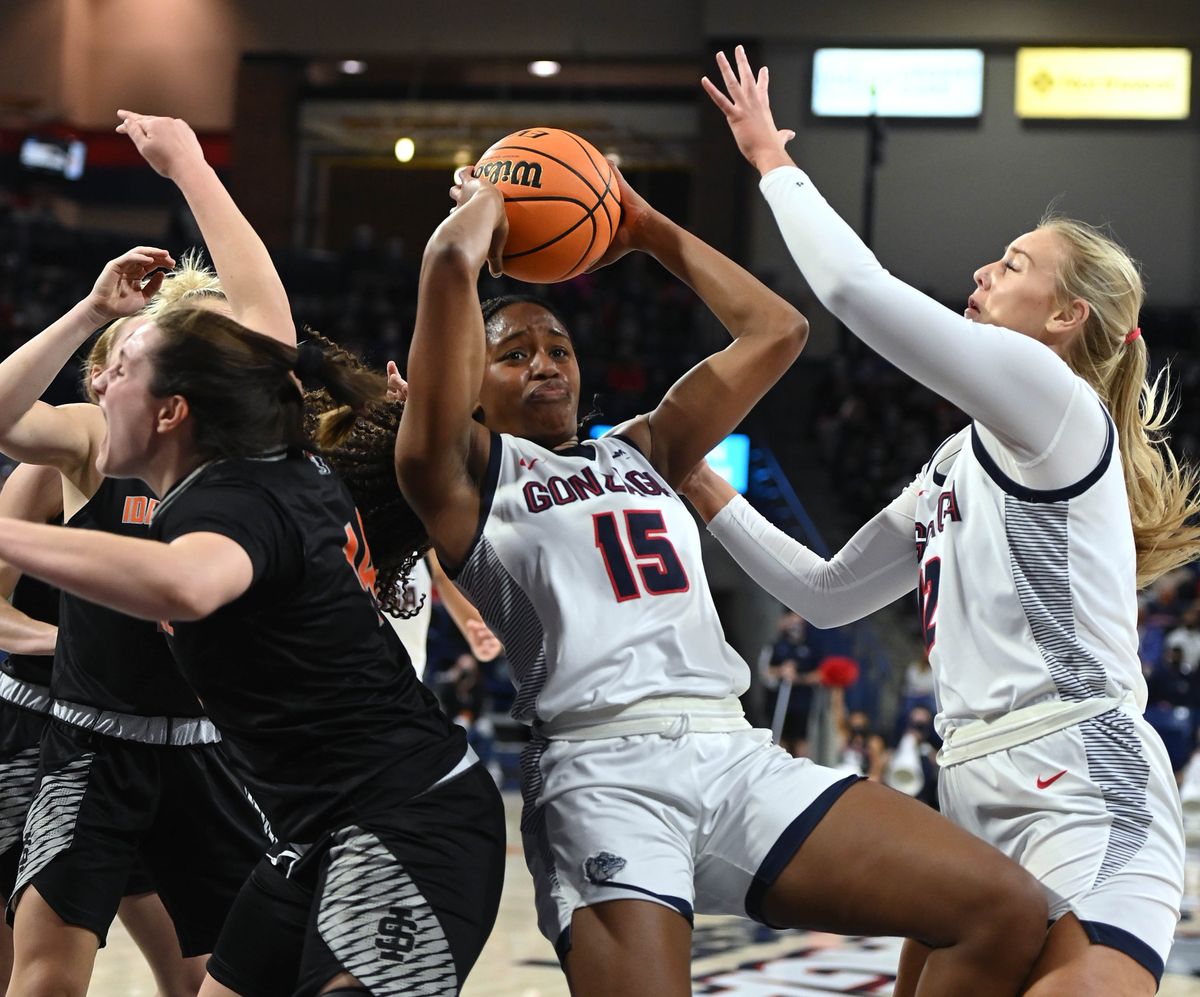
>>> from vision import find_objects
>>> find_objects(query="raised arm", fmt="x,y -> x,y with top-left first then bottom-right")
703,47 -> 1105,480
680,461 -> 918,628
603,172 -> 808,487
0,463 -> 63,654
117,110 -> 296,346
0,247 -> 172,475
394,174 -> 507,568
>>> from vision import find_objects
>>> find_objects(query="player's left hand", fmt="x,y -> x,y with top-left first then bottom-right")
702,46 -> 796,176
584,163 -> 659,273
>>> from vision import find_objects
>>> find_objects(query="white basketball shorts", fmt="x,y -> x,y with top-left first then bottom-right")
519,726 -> 859,955
939,705 -> 1183,984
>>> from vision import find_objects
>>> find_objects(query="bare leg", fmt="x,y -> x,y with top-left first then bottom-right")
763,781 -> 1047,997
117,892 -> 207,997
1022,913 -> 1155,996
197,975 -> 241,997
563,899 -> 692,997
0,916 -> 11,995
893,938 -> 932,997
8,886 -> 99,997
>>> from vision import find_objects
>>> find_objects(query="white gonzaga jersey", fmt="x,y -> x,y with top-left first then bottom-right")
914,396 -> 1147,738
455,433 -> 750,724
387,556 -> 432,676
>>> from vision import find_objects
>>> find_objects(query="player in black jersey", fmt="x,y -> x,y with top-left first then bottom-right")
0,462 -> 59,990
0,112 -> 295,994
0,305 -> 505,995
0,462 -> 223,997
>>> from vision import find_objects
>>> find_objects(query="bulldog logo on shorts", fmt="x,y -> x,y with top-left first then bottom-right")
583,851 -> 626,884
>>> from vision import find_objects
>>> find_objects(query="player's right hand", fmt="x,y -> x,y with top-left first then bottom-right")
116,110 -> 207,181
85,246 -> 175,325
449,168 -> 509,277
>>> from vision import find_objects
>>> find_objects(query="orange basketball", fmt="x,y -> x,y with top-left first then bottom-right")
474,127 -> 621,283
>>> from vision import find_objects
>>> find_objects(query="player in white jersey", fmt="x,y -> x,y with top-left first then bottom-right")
387,552 -> 502,678
395,161 -> 1050,995
695,46 -> 1200,995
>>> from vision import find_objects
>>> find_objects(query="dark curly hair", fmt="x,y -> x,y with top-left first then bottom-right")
301,332 -> 430,619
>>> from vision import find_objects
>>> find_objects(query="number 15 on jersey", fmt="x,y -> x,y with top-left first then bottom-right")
593,510 -> 690,602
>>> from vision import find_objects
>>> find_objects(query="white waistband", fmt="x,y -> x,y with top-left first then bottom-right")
937,691 -> 1135,768
536,695 -> 749,741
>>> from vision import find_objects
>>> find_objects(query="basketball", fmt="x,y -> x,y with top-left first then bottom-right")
474,127 -> 621,283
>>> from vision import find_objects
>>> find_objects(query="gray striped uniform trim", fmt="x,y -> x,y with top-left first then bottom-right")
1006,499 -> 1106,702
1005,499 -> 1152,885
456,537 -> 547,726
518,737 -> 558,891
12,754 -> 94,900
316,826 -> 458,995
1081,709 -> 1152,887
50,699 -> 220,746
0,747 -> 41,857
0,673 -> 51,715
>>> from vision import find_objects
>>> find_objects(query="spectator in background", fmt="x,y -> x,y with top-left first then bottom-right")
1164,607 -> 1200,674
762,610 -> 820,756
885,704 -> 941,810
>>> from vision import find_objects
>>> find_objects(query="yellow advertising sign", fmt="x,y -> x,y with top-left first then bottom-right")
1016,48 -> 1191,119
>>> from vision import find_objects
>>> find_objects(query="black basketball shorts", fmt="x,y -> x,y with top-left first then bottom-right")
207,763 -> 506,997
9,718 -> 267,955
0,690 -> 51,900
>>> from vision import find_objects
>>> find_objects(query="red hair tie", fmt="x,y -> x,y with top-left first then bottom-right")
1124,327 -> 1142,345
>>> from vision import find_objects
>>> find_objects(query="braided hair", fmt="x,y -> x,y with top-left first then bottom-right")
301,332 -> 430,618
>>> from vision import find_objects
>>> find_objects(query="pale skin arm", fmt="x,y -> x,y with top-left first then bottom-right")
428,550 -> 502,661
0,463 -> 63,655
117,110 -> 296,346
599,171 -> 808,487
0,248 -> 172,476
394,176 -> 507,568
0,522 -> 252,623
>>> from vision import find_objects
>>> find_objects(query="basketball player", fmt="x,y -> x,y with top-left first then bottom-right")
0,308 -> 505,995
0,462 -> 211,997
695,46 -> 1190,995
393,164 -> 1049,995
0,108 -> 294,993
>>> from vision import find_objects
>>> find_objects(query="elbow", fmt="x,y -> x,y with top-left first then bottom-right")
761,309 -> 809,366
821,272 -> 863,323
421,241 -> 481,282
160,580 -> 218,623
783,311 -> 809,358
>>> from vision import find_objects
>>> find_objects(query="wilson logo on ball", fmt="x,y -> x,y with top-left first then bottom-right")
475,159 -> 544,189
475,126 -> 621,283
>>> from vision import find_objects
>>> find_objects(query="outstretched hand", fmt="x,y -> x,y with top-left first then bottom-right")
701,46 -> 796,176
116,110 -> 207,181
449,167 -> 509,277
85,247 -> 176,326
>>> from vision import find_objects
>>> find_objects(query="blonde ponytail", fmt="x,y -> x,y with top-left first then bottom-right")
1045,216 -> 1200,587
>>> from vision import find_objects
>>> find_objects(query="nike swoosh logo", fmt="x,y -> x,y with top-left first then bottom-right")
1036,770 -> 1068,790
